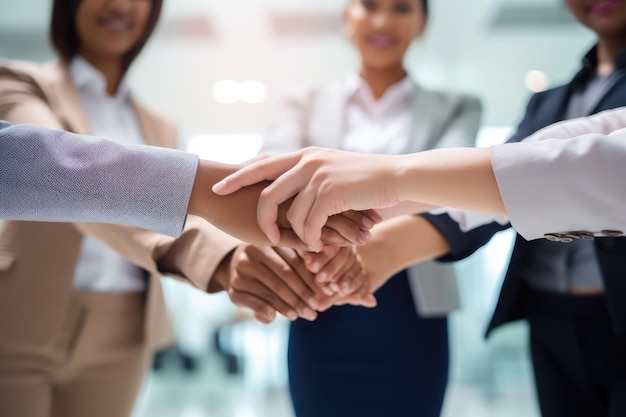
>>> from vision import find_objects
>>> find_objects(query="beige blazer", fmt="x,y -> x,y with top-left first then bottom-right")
263,78 -> 482,316
0,60 -> 240,352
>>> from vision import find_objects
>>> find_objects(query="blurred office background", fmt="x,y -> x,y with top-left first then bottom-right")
0,0 -> 597,416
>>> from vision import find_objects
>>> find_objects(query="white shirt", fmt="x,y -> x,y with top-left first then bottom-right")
70,56 -> 146,292
341,73 -> 415,154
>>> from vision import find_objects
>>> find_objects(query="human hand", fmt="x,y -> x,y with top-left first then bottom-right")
223,244 -> 338,323
213,147 -> 400,251
189,158 -> 381,251
299,245 -> 377,309
278,208 -> 381,250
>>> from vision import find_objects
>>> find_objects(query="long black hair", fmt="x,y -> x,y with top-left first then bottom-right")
49,0 -> 163,73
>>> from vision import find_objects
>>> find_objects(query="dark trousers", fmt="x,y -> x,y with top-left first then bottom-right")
288,270 -> 449,417
526,289 -> 626,417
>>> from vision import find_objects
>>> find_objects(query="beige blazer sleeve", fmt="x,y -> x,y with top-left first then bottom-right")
0,61 -> 240,291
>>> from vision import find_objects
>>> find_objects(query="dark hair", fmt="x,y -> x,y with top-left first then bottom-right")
421,0 -> 428,16
49,0 -> 163,73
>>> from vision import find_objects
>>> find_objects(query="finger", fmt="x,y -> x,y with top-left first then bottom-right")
321,215 -> 369,246
302,186 -> 341,251
330,258 -> 363,296
227,285 -> 279,322
228,274 -> 298,320
300,246 -> 340,274
237,259 -> 316,321
250,246 -> 322,311
285,183 -> 324,251
242,152 -> 272,166
314,247 -> 351,285
273,247 -> 332,305
254,311 -> 276,324
345,276 -> 377,307
277,229 -> 313,252
212,153 -> 300,195
364,209 -> 383,224
258,170 -> 311,245
338,210 -> 379,231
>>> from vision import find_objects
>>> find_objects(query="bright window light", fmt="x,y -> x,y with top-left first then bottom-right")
524,70 -> 549,93
241,80 -> 267,104
186,134 -> 263,164
213,80 -> 242,104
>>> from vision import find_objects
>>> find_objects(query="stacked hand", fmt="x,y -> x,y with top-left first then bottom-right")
216,243 -> 377,323
212,147 -> 403,252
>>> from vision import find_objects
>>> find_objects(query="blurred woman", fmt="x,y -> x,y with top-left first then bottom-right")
0,1 -> 245,416
261,0 -> 481,416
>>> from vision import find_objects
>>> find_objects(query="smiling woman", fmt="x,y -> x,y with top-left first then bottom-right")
260,0 -> 482,416
0,1 -> 244,417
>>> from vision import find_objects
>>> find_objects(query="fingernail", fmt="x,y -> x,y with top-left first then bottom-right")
317,271 -> 328,283
287,310 -> 298,321
341,282 -> 350,294
358,230 -> 371,244
265,310 -> 277,321
361,217 -> 375,229
369,210 -> 383,222
311,262 -> 321,273
329,283 -> 340,293
302,308 -> 316,321
321,286 -> 335,296
268,229 -> 280,245
212,181 -> 226,193
307,298 -> 319,310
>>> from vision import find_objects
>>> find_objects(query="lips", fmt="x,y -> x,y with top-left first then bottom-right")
588,0 -> 624,15
98,17 -> 133,32
365,34 -> 396,49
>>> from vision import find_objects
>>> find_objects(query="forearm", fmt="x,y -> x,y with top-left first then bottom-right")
188,159 -> 277,246
395,147 -> 506,216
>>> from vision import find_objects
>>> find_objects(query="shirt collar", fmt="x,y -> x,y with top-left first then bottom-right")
69,55 -> 132,102
344,71 -> 415,105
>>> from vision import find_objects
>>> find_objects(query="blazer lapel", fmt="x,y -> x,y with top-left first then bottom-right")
133,101 -> 159,147
533,85 -> 571,129
405,84 -> 443,153
592,72 -> 626,113
43,60 -> 92,135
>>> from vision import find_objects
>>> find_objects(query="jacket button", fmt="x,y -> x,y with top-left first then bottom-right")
600,229 -> 624,237
564,233 -> 581,240
544,233 -> 561,242
578,232 -> 596,240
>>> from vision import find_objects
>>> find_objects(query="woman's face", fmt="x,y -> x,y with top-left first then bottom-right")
344,0 -> 426,71
76,0 -> 152,60
565,0 -> 626,40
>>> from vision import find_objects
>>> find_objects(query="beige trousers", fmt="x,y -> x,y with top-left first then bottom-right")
0,291 -> 151,417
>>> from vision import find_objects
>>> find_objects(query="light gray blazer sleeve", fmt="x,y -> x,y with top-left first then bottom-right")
0,121 -> 198,236
491,129 -> 626,241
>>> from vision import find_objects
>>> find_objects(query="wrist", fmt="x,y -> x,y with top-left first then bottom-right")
207,248 -> 236,293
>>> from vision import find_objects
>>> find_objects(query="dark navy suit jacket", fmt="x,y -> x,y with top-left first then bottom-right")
423,49 -> 626,337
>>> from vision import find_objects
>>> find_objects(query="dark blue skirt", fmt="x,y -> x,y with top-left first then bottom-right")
288,269 -> 449,417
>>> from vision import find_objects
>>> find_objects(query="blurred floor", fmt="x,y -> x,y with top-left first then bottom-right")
132,351 -> 539,417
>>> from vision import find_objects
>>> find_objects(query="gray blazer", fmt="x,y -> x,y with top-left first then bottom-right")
263,78 -> 482,316
0,120 -> 198,236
